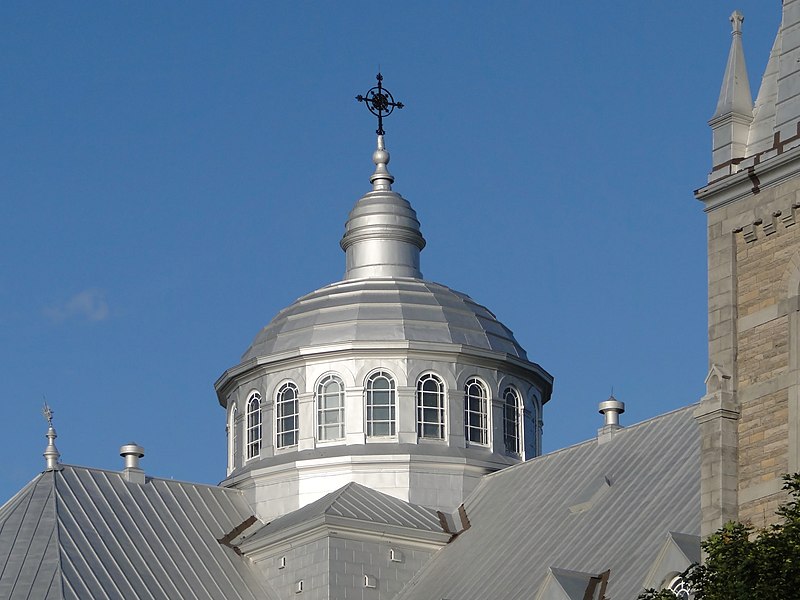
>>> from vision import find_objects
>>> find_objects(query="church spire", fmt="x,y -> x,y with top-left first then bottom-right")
709,11 -> 754,169
341,76 -> 425,280
712,11 -> 753,119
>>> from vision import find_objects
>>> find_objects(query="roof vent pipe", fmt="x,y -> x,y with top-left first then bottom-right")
599,396 -> 625,427
120,443 -> 146,484
597,396 -> 625,444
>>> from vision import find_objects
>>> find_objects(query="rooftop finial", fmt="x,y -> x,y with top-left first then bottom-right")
42,402 -> 62,471
356,72 -> 404,136
42,401 -> 53,427
370,135 -> 394,191
730,10 -> 744,35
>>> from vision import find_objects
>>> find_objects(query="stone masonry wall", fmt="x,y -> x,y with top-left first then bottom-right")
732,186 -> 800,528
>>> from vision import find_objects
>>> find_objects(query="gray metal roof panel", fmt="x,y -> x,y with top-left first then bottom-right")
242,277 -> 530,361
670,531 -> 701,564
0,472 -> 62,600
243,482 -> 444,545
0,466 -> 277,600
396,405 -> 701,600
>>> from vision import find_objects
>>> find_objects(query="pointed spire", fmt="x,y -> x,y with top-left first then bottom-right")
713,11 -> 753,119
42,403 -> 62,471
774,0 -> 800,143
340,136 -> 426,280
709,11 -> 754,171
746,31 -> 781,156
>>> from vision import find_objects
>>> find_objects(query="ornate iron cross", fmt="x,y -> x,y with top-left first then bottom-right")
356,73 -> 404,136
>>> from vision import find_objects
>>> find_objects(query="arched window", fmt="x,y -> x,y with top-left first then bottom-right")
228,404 -> 238,471
366,371 -> 396,437
246,391 -> 262,460
668,576 -> 692,600
276,382 -> 299,449
503,387 -> 521,455
464,378 -> 488,445
417,373 -> 445,439
317,375 -> 345,441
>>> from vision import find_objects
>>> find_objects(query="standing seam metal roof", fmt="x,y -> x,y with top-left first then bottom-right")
0,466 -> 276,600
241,481 -> 444,548
394,405 -> 701,600
241,277 -> 530,361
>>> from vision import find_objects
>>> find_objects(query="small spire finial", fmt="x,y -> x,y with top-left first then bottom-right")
730,10 -> 744,35
42,401 -> 53,426
370,135 -> 394,191
356,72 -> 404,136
42,401 -> 62,471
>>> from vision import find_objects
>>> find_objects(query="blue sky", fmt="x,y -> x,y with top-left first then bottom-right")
0,2 -> 780,501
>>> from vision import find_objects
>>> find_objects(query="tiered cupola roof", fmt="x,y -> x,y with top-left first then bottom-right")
339,135 -> 426,280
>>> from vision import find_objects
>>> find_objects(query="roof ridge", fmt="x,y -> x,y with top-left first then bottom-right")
51,470 -> 66,599
480,403 -> 700,481
52,463 -> 244,496
318,481 -> 360,512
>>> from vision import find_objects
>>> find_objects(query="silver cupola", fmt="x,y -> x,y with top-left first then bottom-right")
340,135 -> 426,280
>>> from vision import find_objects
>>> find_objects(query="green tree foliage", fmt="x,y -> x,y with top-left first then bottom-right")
637,588 -> 680,600
639,474 -> 800,600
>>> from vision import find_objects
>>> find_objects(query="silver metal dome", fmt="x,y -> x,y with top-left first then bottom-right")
242,277 -> 528,361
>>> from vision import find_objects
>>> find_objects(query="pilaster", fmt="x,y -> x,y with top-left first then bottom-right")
694,366 -> 740,538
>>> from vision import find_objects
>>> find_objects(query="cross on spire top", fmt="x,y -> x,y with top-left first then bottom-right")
730,10 -> 744,35
356,72 -> 404,136
42,402 -> 54,427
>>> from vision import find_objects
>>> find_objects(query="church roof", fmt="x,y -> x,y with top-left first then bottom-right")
395,404 -> 700,600
259,481 -> 443,534
225,132 -> 551,387
240,276 -> 533,363
0,465 -> 273,600
238,482 -> 448,552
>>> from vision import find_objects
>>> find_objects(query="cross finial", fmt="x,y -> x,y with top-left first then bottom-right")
356,72 -> 404,136
42,401 -> 54,426
730,10 -> 744,35
42,401 -> 62,471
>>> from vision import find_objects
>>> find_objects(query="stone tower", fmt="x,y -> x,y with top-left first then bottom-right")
696,3 -> 800,538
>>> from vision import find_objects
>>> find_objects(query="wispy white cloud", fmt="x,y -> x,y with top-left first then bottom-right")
44,289 -> 110,323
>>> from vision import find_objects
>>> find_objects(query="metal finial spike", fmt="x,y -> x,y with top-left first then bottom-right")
370,135 -> 394,191
42,403 -> 62,471
356,73 -> 404,136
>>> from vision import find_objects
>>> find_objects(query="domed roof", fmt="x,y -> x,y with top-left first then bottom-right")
242,277 -> 528,362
